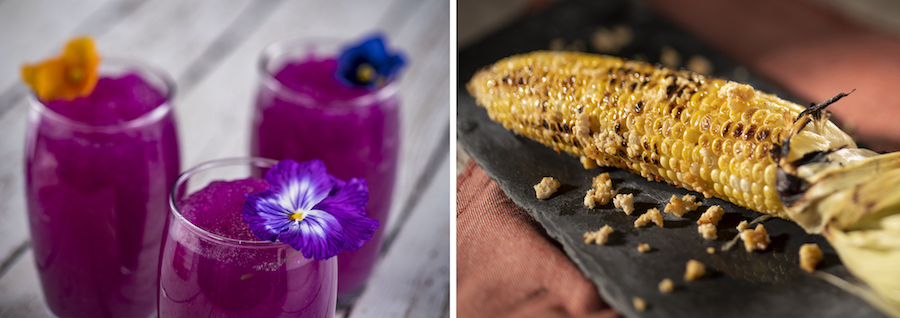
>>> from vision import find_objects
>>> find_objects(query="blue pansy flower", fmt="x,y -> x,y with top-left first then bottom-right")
336,34 -> 406,88
242,159 -> 379,260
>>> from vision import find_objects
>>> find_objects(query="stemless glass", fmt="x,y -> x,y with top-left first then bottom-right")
250,38 -> 401,303
23,57 -> 181,317
159,157 -> 337,317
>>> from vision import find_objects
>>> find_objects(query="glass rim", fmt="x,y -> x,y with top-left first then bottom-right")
168,157 -> 294,249
257,36 -> 400,108
26,56 -> 177,133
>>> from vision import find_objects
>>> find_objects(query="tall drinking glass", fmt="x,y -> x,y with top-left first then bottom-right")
23,57 -> 180,317
250,38 -> 401,302
159,157 -> 337,317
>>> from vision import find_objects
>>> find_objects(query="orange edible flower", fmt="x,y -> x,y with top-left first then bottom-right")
21,37 -> 101,101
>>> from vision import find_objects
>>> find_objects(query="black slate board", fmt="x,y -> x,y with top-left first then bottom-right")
457,1 -> 883,317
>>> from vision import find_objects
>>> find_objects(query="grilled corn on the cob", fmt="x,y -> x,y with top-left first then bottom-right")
467,51 -> 900,316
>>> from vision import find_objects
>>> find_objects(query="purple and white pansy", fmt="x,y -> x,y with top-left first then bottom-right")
242,159 -> 379,260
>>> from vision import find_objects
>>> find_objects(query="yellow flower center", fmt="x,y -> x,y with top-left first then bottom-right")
289,210 -> 306,222
68,68 -> 84,83
356,63 -> 375,83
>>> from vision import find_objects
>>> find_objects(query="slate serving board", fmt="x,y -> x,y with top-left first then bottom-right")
457,0 -> 883,317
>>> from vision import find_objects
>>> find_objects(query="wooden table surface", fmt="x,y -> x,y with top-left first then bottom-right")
0,1 -> 450,317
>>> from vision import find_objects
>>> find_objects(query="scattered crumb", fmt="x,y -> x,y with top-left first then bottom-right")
660,45 -> 681,69
684,259 -> 706,281
697,205 -> 724,225
686,55 -> 713,75
632,296 -> 647,312
736,220 -> 749,232
550,38 -> 586,51
740,224 -> 771,252
613,193 -> 635,215
707,247 -> 716,254
635,208 -> 664,228
549,38 -> 566,51
799,243 -> 824,273
580,155 -> 598,169
637,243 -> 651,253
664,194 -> 701,217
733,66 -> 750,82
583,225 -> 614,245
590,24 -> 633,54
698,223 -> 717,240
533,177 -> 561,200
584,173 -> 617,208
658,278 -> 674,293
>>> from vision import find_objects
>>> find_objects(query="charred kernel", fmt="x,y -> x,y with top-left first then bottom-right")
675,107 -> 685,120
573,139 -> 581,147
722,122 -> 732,137
733,123 -> 744,138
635,101 -> 644,113
630,82 -> 638,91
744,124 -> 757,140
666,84 -> 677,96
542,120 -> 549,129
615,122 -> 622,134
757,128 -> 770,141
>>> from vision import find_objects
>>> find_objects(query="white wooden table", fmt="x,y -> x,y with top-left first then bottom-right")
0,1 -> 450,317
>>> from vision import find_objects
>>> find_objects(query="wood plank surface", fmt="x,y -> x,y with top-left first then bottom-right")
350,158 -> 451,318
0,249 -> 47,318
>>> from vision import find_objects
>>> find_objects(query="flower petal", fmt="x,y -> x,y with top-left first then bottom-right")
336,34 -> 406,87
280,210 -> 345,260
316,178 -> 369,217
315,178 -> 378,251
242,190 -> 294,242
337,214 -> 379,252
265,159 -> 332,211
20,37 -> 100,101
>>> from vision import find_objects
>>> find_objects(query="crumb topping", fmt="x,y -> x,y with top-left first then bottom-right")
664,194 -> 701,217
697,205 -> 724,225
706,247 -> 716,254
580,155 -> 598,169
632,297 -> 647,312
799,243 -> 823,273
684,259 -> 705,281
658,278 -> 674,293
613,193 -> 635,215
583,225 -> 614,245
635,208 -> 664,228
698,223 -> 717,240
740,224 -> 771,252
533,177 -> 561,200
637,243 -> 651,253
584,173 -> 617,208
736,220 -> 749,232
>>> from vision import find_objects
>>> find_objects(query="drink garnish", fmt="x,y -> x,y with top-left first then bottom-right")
242,159 -> 379,260
335,34 -> 406,88
21,37 -> 101,101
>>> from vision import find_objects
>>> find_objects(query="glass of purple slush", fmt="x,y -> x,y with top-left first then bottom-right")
24,57 -> 180,317
250,36 -> 403,303
159,157 -> 337,317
